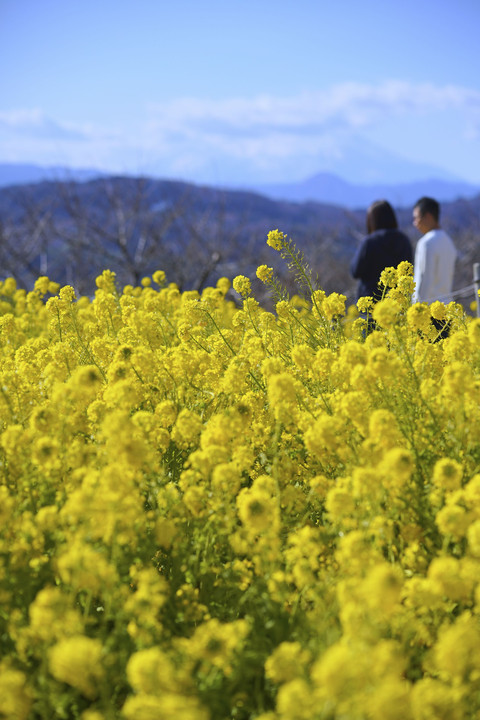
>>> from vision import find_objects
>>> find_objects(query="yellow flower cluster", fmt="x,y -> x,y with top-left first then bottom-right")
1,251 -> 480,719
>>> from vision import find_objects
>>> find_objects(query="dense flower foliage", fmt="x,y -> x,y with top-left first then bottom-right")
2,230 -> 480,719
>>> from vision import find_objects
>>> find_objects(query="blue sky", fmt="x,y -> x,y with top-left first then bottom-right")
1,0 -> 480,185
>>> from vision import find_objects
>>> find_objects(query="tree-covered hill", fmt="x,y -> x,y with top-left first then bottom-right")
0,176 -> 479,307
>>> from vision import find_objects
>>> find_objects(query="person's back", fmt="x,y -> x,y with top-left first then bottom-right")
412,197 -> 457,304
412,228 -> 456,303
351,200 -> 413,301
351,227 -> 413,300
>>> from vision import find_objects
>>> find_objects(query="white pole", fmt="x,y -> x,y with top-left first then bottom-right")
474,263 -> 480,318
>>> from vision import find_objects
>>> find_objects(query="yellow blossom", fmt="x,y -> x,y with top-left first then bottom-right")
237,481 -> 280,534
372,298 -> 401,328
432,457 -> 463,491
0,664 -> 32,720
266,229 -> 285,250
265,642 -> 311,684
256,265 -> 274,283
407,303 -> 431,333
232,275 -> 251,297
379,267 -> 398,289
48,635 -> 104,699
357,296 -> 374,314
431,300 -> 447,321
411,678 -> 463,720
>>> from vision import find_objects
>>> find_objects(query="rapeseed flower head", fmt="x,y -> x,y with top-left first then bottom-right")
265,642 -> 311,684
1,277 -> 17,295
267,372 -> 300,425
325,485 -> 355,522
122,693 -> 209,720
291,343 -> 315,370
34,276 -> 51,296
304,414 -> 349,462
321,292 -> 346,320
468,317 -> 480,345
126,646 -> 178,694
232,275 -> 251,297
56,542 -> 118,594
467,519 -> 480,557
152,269 -> 166,286
442,360 -> 472,394
435,501 -> 473,541
407,303 -> 431,333
48,635 -> 104,699
411,678 -> 462,720
432,457 -> 463,491
357,295 -> 374,314
171,408 -> 203,449
363,562 -> 404,617
311,641 -> 368,706
216,276 -> 231,294
95,269 -> 117,291
368,408 -> 403,449
266,229 -> 285,250
0,664 -> 32,720
276,678 -> 316,719
59,285 -> 76,303
179,618 -> 249,675
428,556 -> 473,602
372,298 -> 401,328
431,300 -> 447,321
379,267 -> 398,289
365,678 -> 412,720
432,611 -> 480,683
256,265 -> 274,283
397,260 -> 413,277
27,586 -> 84,646
237,477 -> 280,534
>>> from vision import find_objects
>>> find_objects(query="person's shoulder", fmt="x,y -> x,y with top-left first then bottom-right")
388,228 -> 411,245
425,228 -> 454,245
360,230 -> 379,246
420,229 -> 437,244
362,229 -> 389,250
368,228 -> 390,241
438,228 -> 455,243
438,228 -> 457,253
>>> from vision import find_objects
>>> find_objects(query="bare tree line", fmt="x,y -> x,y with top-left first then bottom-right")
0,177 -> 478,310
0,178 -> 237,295
0,178 -> 363,304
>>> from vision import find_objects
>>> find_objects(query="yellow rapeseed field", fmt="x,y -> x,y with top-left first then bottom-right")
1,230 -> 480,719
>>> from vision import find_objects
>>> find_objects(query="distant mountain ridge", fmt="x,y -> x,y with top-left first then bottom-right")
0,162 -> 105,187
247,172 -> 480,210
1,163 -> 479,211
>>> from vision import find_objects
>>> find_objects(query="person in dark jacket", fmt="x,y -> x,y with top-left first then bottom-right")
351,199 -> 413,301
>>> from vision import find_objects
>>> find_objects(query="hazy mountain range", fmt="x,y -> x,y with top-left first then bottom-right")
0,163 -> 103,187
1,162 -> 479,210
246,172 -> 480,209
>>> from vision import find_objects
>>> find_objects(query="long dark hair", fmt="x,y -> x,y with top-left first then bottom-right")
366,200 -> 398,234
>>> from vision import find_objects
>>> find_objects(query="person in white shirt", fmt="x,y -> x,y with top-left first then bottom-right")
412,196 -> 457,304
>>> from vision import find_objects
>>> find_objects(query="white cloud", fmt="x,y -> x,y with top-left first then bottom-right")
148,83 -> 475,178
1,81 -> 480,182
138,81 -> 480,181
0,109 -> 129,171
0,108 -> 94,141
146,81 -> 480,137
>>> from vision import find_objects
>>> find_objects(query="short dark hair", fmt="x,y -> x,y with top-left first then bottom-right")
366,200 -> 398,234
414,196 -> 440,222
